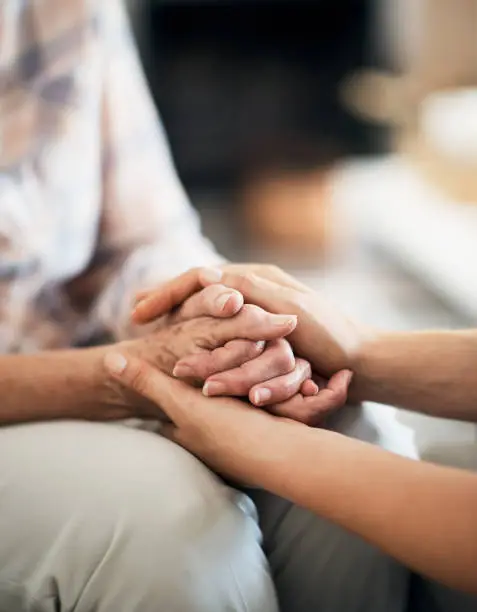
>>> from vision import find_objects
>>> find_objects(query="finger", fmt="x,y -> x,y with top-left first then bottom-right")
200,269 -> 289,316
134,287 -> 156,305
267,369 -> 353,425
173,339 -> 265,380
172,285 -> 243,323
249,358 -> 312,406
222,263 -> 307,292
103,351 -> 191,422
301,378 -> 319,396
203,338 -> 295,397
208,304 -> 297,347
132,267 -> 223,324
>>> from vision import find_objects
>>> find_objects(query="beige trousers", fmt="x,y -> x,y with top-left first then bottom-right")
0,421 -> 277,612
0,417 -> 475,612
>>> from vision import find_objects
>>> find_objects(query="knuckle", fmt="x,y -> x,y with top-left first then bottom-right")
205,283 -> 226,298
264,264 -> 281,278
278,379 -> 297,397
189,266 -> 201,277
240,303 -> 254,316
197,285 -> 217,305
274,343 -> 295,373
241,303 -> 264,323
238,271 -> 259,295
127,362 -> 149,394
298,359 -> 312,380
245,340 -> 264,359
191,353 -> 211,377
223,377 -> 246,396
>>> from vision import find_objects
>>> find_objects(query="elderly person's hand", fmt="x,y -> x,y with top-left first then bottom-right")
117,283 -> 319,418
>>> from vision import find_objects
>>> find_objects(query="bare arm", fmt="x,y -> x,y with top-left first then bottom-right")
0,348 -> 128,425
351,329 -> 477,421
261,422 -> 477,594
107,357 -> 477,595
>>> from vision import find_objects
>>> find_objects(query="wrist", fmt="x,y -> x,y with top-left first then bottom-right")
347,328 -> 393,403
87,345 -> 139,420
109,336 -> 178,419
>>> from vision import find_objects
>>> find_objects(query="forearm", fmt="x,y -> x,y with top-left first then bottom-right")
349,329 -> 477,421
0,348 -> 130,425
246,421 -> 477,594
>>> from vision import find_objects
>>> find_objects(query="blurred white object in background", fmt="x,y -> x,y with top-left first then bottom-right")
330,155 -> 477,468
421,89 -> 477,163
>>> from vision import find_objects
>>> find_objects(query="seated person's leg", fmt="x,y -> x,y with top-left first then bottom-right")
408,574 -> 477,612
248,489 -> 409,612
0,421 -> 277,612
246,404 -> 411,612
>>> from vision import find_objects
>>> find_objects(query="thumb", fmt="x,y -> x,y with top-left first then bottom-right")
132,267 -> 221,324
103,351 -> 189,423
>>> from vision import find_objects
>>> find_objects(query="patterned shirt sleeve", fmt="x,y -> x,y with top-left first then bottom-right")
73,1 -> 225,340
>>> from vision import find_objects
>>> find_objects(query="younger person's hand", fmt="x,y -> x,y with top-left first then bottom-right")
175,346 -> 352,426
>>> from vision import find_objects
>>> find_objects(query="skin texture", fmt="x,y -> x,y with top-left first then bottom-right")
153,283 -> 319,406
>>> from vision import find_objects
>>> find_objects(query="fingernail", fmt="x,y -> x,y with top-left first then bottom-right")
203,381 -> 226,396
274,314 -> 297,328
215,292 -> 233,312
200,267 -> 223,284
172,364 -> 193,378
344,370 -> 354,384
309,381 -> 320,395
104,352 -> 128,376
132,301 -> 147,315
251,388 -> 272,405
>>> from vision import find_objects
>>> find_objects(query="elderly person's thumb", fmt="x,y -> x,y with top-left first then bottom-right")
104,351 -> 186,423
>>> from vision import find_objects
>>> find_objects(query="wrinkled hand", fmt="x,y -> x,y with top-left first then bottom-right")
121,284 -> 320,417
135,282 -> 319,409
127,299 -> 297,378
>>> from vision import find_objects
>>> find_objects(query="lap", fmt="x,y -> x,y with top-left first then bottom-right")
0,420 -> 277,612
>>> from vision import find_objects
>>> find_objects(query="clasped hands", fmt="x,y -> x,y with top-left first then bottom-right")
113,264 -> 354,426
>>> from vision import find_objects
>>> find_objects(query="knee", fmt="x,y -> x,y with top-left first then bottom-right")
0,422 -> 276,611
61,427 -> 276,612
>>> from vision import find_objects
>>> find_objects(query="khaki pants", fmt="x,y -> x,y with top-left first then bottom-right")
0,418 -> 475,612
0,421 -> 276,612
